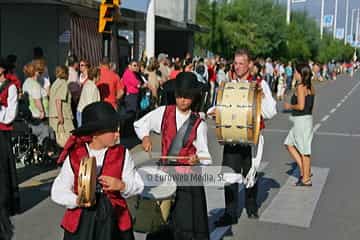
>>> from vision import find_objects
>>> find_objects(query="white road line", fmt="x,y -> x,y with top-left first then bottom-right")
263,129 -> 289,133
321,115 -> 330,122
264,128 -> 360,137
313,123 -> 321,133
260,167 -> 330,228
336,103 -> 342,108
330,108 -> 336,114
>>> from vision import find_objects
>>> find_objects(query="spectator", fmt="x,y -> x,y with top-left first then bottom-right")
49,66 -> 74,142
145,57 -> 161,101
122,60 -> 141,113
284,63 -> 315,187
77,67 -> 100,127
79,59 -> 90,85
97,57 -> 123,110
22,63 -> 51,145
158,53 -> 170,84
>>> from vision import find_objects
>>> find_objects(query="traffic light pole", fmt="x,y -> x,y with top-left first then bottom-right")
102,33 -> 111,58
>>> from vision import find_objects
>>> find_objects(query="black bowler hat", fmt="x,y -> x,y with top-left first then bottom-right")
71,101 -> 121,136
175,72 -> 201,98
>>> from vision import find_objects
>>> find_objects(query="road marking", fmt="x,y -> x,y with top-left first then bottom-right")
336,103 -> 341,108
205,161 -> 270,239
313,123 -> 321,133
260,167 -> 329,228
264,128 -> 360,137
330,108 -> 336,114
321,115 -> 330,122
263,129 -> 289,133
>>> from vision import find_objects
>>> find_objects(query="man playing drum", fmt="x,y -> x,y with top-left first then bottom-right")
134,72 -> 212,240
209,49 -> 277,226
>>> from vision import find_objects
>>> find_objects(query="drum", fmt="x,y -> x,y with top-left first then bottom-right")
216,81 -> 262,145
78,156 -> 97,206
127,166 -> 176,233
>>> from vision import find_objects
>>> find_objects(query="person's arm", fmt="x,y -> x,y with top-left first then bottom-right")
51,156 -> 78,209
34,98 -> 45,119
0,85 -> 18,124
120,149 -> 144,198
134,106 -> 166,152
133,106 -> 165,140
55,99 -> 63,124
193,121 -> 212,165
261,80 -> 277,119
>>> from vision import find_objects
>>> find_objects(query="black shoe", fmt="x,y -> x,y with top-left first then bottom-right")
214,214 -> 238,227
246,207 -> 259,219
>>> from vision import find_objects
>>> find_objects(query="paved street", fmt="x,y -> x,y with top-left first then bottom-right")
12,72 -> 360,240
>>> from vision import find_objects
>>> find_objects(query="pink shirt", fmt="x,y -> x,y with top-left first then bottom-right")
122,68 -> 140,94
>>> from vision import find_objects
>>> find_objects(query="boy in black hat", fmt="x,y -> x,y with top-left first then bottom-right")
134,72 -> 211,240
51,101 -> 144,240
0,58 -> 19,240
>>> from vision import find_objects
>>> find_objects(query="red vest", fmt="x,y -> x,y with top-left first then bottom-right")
60,144 -> 132,233
0,81 -> 14,131
161,105 -> 202,165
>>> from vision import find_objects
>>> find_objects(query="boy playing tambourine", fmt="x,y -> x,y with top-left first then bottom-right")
134,72 -> 212,240
51,101 -> 144,240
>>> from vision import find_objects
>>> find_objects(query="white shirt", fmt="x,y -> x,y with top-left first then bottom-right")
133,106 -> 212,165
68,67 -> 79,83
0,83 -> 18,124
51,145 -> 144,209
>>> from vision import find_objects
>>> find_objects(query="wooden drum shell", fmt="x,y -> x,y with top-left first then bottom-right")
216,81 -> 262,145
78,156 -> 97,206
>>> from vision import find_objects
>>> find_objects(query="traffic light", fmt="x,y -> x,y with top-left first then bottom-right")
98,0 -> 120,34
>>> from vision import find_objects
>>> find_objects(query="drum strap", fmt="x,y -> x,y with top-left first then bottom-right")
168,114 -> 197,156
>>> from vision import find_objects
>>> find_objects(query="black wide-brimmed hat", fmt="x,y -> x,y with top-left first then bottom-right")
175,72 -> 201,98
0,58 -> 8,71
71,101 -> 121,136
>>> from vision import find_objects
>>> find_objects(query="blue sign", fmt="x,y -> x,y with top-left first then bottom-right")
335,28 -> 344,40
324,15 -> 333,28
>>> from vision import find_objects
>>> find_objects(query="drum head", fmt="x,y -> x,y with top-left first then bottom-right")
78,157 -> 97,205
138,166 -> 177,200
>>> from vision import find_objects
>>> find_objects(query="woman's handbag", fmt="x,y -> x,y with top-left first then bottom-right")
56,124 -> 69,147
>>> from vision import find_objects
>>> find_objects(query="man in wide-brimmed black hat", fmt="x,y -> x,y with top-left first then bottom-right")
134,72 -> 212,240
51,101 -> 144,240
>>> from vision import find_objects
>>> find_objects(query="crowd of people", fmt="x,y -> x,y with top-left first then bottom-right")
0,45 -> 359,240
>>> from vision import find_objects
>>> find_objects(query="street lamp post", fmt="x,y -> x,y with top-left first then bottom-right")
286,0 -> 291,25
320,0 -> 325,39
345,0 -> 349,44
356,9 -> 360,47
333,0 -> 338,39
145,0 -> 155,59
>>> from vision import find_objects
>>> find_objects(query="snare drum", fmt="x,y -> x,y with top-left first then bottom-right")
78,156 -> 97,206
127,166 -> 176,233
216,81 -> 262,144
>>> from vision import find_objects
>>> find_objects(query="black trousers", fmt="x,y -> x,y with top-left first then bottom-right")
63,194 -> 134,240
223,144 -> 258,219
